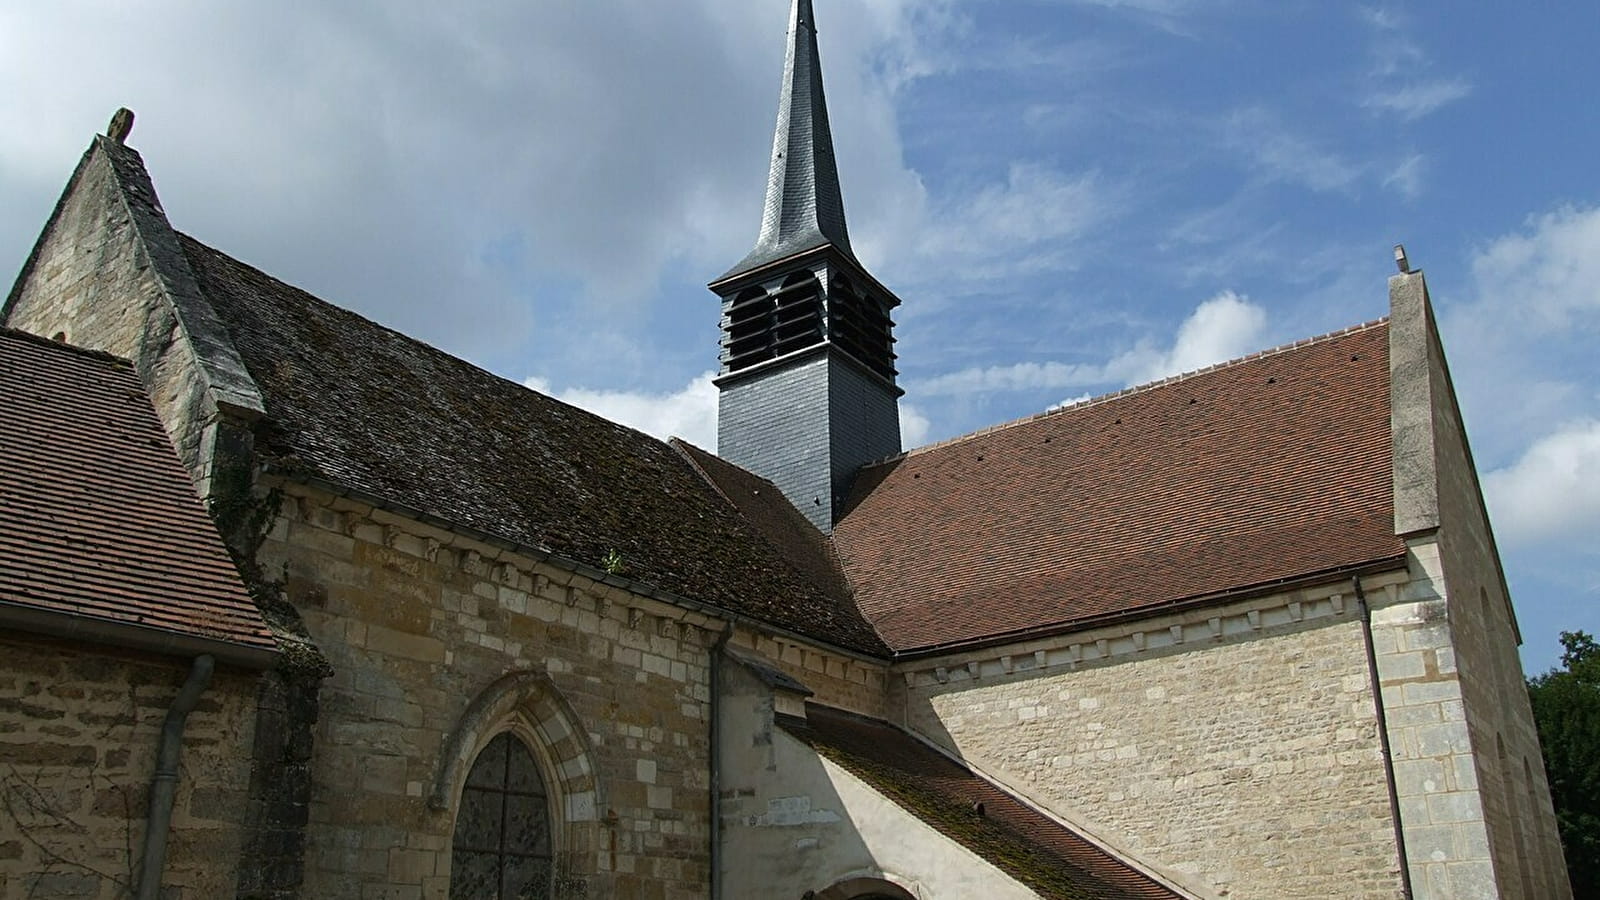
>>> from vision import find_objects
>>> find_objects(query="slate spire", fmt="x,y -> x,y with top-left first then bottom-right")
711,0 -> 903,535
723,0 -> 853,279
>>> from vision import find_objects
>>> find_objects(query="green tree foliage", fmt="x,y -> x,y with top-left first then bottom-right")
1527,630 -> 1600,894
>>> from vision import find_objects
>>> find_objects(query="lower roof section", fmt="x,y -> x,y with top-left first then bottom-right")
780,704 -> 1188,900
0,329 -> 276,664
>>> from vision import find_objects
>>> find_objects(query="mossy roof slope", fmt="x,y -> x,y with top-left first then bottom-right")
176,234 -> 886,655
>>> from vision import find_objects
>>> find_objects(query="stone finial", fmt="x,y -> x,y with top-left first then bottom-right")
1394,243 -> 1412,274
107,108 -> 136,145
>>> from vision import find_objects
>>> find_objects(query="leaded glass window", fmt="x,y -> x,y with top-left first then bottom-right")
450,732 -> 553,899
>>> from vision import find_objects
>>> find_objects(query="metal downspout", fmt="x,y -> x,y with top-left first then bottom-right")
709,626 -> 733,900
136,654 -> 215,900
1355,578 -> 1415,900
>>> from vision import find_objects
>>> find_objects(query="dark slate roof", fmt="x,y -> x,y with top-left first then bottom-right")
0,328 -> 276,659
717,0 -> 853,282
674,438 -> 855,605
174,235 -> 888,655
781,705 -> 1186,900
833,322 -> 1408,653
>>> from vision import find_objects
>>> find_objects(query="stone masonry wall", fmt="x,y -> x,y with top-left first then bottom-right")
256,481 -> 720,899
1384,269 -> 1571,899
901,588 -> 1408,899
1367,547 -> 1569,900
732,628 -> 889,720
718,660 -> 1041,900
0,634 -> 260,899
1373,517 -> 1570,897
1428,322 -> 1570,898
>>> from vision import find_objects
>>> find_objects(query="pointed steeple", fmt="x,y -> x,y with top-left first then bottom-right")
710,0 -> 903,534
722,0 -> 853,280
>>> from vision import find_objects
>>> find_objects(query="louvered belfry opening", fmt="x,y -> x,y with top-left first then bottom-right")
827,272 -> 896,382
721,287 -> 776,372
718,267 -> 896,380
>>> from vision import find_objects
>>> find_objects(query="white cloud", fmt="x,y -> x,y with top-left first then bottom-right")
1221,109 -> 1363,193
1364,79 -> 1472,120
1358,9 -> 1471,120
915,359 -> 1108,397
1483,420 -> 1600,547
898,162 -> 1109,290
525,371 -> 719,450
913,291 -> 1269,399
1441,204 -> 1600,468
900,402 -> 932,449
1117,290 -> 1268,384
1383,153 -> 1427,200
1470,205 -> 1600,329
0,1 -> 948,372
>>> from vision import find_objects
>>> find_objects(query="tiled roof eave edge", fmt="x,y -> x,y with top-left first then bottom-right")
887,713 -> 1210,900
97,137 -> 264,419
271,467 -> 892,665
888,554 -> 1410,661
0,597 -> 278,670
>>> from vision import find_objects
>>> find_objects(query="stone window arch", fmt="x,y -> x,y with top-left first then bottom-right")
432,671 -> 600,898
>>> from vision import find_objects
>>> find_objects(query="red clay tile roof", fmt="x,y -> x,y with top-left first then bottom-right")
833,322 -> 1408,653
781,705 -> 1185,899
0,328 -> 276,658
174,235 -> 888,655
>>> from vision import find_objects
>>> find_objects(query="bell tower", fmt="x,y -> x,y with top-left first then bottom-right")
711,0 -> 903,533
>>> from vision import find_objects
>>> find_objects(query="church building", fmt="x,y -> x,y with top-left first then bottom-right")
0,1 -> 1572,897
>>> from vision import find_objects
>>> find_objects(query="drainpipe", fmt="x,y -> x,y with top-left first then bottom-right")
137,654 -> 215,900
1354,579 -> 1414,900
709,625 -> 733,900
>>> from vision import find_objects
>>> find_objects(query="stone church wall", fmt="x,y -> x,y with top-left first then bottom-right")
717,659 -> 1041,899
732,629 -> 890,720
1383,270 -> 1571,899
0,634 -> 260,899
897,580 -> 1411,899
256,482 -> 718,899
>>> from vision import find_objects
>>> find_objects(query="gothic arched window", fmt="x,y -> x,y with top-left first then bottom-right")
450,732 -> 554,900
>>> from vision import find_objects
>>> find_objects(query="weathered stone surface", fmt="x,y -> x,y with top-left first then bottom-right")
904,601 -> 1405,899
1382,271 -> 1571,899
0,635 -> 259,900
256,483 -> 726,898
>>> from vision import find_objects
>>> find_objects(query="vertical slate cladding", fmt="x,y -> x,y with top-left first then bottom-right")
718,353 -> 836,531
717,348 -> 901,533
827,353 -> 901,511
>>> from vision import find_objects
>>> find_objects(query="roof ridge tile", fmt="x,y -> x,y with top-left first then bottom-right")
874,317 -> 1391,467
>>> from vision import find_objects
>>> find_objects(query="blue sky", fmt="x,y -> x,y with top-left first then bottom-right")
2,1 -> 1595,671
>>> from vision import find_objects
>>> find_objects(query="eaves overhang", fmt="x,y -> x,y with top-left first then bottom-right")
263,465 -> 892,665
885,554 -> 1412,662
0,599 -> 280,671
